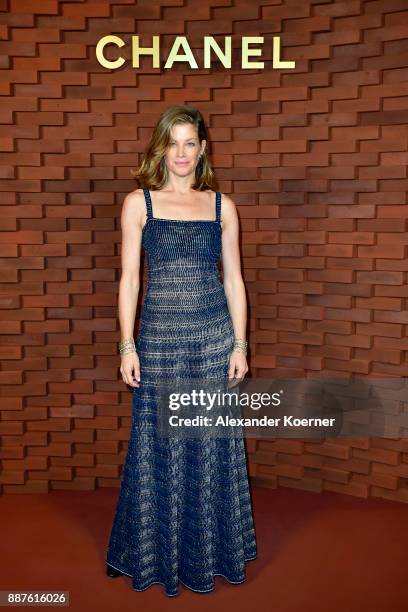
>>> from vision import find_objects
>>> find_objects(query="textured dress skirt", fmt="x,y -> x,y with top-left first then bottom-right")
106,187 -> 257,596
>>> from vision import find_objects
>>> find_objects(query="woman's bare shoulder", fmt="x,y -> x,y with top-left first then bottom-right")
204,189 -> 235,207
122,188 -> 147,213
121,189 -> 147,228
123,188 -> 145,205
218,192 -> 237,219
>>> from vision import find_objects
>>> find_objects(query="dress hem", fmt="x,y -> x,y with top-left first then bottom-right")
106,553 -> 257,597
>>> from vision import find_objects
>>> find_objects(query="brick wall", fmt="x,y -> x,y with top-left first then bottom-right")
1,0 -> 408,502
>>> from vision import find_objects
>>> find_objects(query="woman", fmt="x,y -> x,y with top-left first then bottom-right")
105,104 -> 257,596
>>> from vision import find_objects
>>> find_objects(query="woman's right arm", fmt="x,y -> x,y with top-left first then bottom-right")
118,189 -> 145,389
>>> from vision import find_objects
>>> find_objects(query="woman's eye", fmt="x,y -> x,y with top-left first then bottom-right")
168,142 -> 195,148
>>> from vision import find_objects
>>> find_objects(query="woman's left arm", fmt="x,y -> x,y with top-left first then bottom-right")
220,194 -> 249,380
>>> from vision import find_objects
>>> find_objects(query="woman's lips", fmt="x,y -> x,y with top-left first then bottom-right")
175,161 -> 188,165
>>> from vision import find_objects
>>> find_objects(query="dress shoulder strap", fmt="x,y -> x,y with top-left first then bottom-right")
215,191 -> 221,222
143,187 -> 154,220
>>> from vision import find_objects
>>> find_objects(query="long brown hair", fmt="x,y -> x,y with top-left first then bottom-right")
131,104 -> 216,191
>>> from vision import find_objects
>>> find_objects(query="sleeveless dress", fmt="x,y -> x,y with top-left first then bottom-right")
106,188 -> 257,596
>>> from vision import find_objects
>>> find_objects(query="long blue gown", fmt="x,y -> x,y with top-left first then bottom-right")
106,187 -> 257,596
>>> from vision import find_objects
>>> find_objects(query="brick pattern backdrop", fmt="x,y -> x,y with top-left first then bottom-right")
1,0 -> 408,502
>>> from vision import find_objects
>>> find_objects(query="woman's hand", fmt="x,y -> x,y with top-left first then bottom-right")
228,349 -> 248,385
120,352 -> 141,388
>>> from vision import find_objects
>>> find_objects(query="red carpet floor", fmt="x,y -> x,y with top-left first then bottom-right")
1,486 -> 407,611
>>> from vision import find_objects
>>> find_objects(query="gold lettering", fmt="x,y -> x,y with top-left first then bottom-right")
132,35 -> 160,68
94,35 -> 297,71
96,35 -> 125,69
242,36 -> 264,69
203,36 -> 231,69
164,36 -> 198,69
272,36 -> 296,69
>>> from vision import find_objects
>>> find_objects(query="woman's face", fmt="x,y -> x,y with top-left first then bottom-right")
164,122 -> 206,178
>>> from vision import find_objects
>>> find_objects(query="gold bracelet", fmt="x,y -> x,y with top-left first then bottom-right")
118,337 -> 136,355
232,338 -> 248,355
